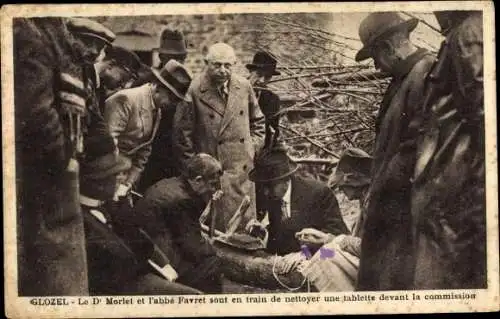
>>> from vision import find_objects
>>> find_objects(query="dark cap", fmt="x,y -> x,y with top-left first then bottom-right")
105,45 -> 144,74
67,17 -> 116,46
249,146 -> 298,183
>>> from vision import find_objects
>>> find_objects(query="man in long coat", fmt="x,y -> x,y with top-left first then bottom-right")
173,42 -> 265,232
411,11 -> 486,289
14,17 -> 89,295
353,12 -> 435,290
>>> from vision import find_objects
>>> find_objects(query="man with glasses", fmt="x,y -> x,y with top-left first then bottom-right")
353,12 -> 435,291
174,42 -> 265,234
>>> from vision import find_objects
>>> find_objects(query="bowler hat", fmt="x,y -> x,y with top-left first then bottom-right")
105,46 -> 144,74
355,12 -> 418,62
157,28 -> 188,55
151,59 -> 192,101
246,51 -> 281,76
249,147 -> 298,183
81,132 -> 131,180
67,18 -> 116,46
328,148 -> 372,188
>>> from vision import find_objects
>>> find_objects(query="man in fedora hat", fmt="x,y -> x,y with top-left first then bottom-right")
137,29 -> 190,193
156,28 -> 188,67
295,148 -> 372,292
246,51 -> 282,147
173,42 -> 265,233
247,146 -> 349,259
134,153 -> 224,293
104,59 -> 192,197
79,131 -> 201,295
411,11 -> 485,289
354,12 -> 435,291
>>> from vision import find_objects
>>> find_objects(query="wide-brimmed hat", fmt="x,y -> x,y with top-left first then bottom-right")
355,12 -> 418,62
156,28 -> 188,55
151,59 -> 192,101
249,147 -> 298,183
328,148 -> 372,188
81,132 -> 131,180
105,45 -> 145,75
66,17 -> 116,46
246,51 -> 281,76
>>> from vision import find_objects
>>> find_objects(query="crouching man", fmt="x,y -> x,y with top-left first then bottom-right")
297,148 -> 372,291
134,153 -> 225,293
80,132 -> 201,295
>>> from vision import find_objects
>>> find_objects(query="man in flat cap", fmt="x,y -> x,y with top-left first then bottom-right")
246,51 -> 282,147
14,17 -> 89,296
411,11 -> 486,289
105,60 -> 192,199
353,12 -> 435,291
173,42 -> 265,233
67,17 -> 116,136
100,45 -> 145,99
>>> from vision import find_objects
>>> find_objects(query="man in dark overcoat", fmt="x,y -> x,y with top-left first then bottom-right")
353,12 -> 436,290
14,17 -> 89,296
411,11 -> 486,289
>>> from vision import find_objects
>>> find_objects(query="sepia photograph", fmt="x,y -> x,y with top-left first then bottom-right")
2,2 -> 498,317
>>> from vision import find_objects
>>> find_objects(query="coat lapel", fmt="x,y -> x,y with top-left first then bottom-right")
199,73 -> 226,117
219,76 -> 244,135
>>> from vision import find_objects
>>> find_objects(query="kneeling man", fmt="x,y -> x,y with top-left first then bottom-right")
134,153 -> 225,293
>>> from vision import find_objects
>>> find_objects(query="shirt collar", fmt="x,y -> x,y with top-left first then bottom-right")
79,194 -> 102,207
282,179 -> 292,205
93,64 -> 101,88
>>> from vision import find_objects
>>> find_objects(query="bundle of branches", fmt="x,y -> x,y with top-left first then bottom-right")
249,13 -> 442,183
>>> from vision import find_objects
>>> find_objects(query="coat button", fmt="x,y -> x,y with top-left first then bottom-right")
240,110 -> 244,115
243,164 -> 248,170
218,140 -> 223,145
209,114 -> 215,119
240,138 -> 245,143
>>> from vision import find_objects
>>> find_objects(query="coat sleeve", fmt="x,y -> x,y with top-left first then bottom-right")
104,94 -> 130,141
173,89 -> 196,170
316,186 -> 350,236
14,19 -> 67,175
127,143 -> 152,185
248,84 -> 265,152
382,60 -> 430,191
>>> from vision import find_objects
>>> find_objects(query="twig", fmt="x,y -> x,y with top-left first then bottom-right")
289,157 -> 339,165
280,124 -> 340,158
284,127 -> 369,141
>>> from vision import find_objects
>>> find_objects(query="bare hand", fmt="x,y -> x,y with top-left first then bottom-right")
295,228 -> 331,246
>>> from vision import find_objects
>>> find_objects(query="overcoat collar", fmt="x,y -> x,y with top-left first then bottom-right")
199,72 -> 245,135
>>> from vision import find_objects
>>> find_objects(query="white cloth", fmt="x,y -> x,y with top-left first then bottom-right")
282,180 -> 292,219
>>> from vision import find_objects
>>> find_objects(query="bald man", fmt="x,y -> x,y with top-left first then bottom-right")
173,43 -> 265,233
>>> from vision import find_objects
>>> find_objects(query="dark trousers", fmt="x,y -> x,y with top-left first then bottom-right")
178,256 -> 223,294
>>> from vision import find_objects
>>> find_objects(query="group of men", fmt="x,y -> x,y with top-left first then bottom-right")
14,10 -> 485,296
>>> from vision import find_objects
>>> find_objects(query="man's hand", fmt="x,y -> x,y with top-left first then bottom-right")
295,228 -> 333,246
113,183 -> 132,201
274,252 -> 307,275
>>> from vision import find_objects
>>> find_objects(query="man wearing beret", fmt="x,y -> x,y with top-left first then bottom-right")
353,12 -> 435,291
14,17 -> 89,296
79,131 -> 201,295
105,60 -> 192,197
66,17 -> 116,136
